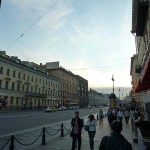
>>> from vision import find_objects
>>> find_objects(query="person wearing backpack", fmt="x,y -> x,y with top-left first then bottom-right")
99,120 -> 132,150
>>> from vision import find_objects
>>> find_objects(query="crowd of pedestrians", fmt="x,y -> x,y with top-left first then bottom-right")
70,105 -> 146,150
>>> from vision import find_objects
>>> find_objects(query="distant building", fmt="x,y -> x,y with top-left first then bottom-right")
88,88 -> 109,106
40,62 -> 88,108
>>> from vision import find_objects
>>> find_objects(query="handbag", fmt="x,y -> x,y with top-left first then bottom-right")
84,124 -> 89,132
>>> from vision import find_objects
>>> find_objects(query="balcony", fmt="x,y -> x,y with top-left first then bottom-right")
25,92 -> 47,98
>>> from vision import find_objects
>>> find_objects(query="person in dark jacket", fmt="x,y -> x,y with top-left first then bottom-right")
99,120 -> 132,150
71,111 -> 83,150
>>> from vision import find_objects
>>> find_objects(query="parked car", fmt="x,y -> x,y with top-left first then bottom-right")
45,106 -> 57,112
57,107 -> 63,111
86,105 -> 92,109
99,105 -> 103,108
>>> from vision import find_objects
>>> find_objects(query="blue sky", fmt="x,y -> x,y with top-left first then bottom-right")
0,0 -> 135,90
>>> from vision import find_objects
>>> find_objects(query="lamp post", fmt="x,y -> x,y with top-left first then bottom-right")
109,75 -> 116,107
119,88 -> 120,99
111,75 -> 115,93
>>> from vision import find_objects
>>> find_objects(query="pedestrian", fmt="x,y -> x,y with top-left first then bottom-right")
87,114 -> 97,150
117,109 -> 124,124
99,120 -> 132,150
99,109 -> 104,124
124,109 -> 130,124
71,111 -> 83,150
107,108 -> 115,127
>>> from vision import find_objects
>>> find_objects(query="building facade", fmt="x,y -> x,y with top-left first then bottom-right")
130,0 -> 150,112
0,51 -> 60,110
88,88 -> 108,107
41,62 -> 88,108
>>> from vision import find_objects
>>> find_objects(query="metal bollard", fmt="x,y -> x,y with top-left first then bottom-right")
9,135 -> 15,150
97,114 -> 99,120
61,123 -> 64,137
42,127 -> 46,145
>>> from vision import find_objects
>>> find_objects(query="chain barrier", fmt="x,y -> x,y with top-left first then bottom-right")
63,125 -> 71,131
14,130 -> 43,146
45,125 -> 61,136
0,137 -> 11,150
0,122 -> 67,150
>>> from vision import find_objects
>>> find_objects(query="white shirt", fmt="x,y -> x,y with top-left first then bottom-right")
87,119 -> 97,131
117,111 -> 123,117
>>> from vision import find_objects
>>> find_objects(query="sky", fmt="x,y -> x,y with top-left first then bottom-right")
0,0 -> 136,95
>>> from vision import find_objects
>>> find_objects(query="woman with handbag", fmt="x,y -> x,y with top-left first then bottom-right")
87,114 -> 97,150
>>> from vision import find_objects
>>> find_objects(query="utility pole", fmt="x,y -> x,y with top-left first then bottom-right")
111,75 -> 115,93
119,88 -> 120,99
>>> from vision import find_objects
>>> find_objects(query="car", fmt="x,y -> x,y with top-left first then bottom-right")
57,107 -> 63,111
99,105 -> 103,108
86,105 -> 91,109
45,106 -> 57,112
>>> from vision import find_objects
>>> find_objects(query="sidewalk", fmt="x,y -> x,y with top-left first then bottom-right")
31,117 -> 138,150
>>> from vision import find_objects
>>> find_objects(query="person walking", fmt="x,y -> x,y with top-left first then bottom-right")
124,109 -> 130,124
117,109 -> 124,124
107,108 -> 115,127
87,114 -> 97,150
71,111 -> 83,150
99,109 -> 104,124
99,120 -> 132,150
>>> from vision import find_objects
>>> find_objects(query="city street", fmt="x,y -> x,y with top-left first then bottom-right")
0,107 -> 108,137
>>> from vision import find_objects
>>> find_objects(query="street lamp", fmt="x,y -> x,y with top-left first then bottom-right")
109,75 -> 116,107
111,75 -> 115,93
119,88 -> 120,99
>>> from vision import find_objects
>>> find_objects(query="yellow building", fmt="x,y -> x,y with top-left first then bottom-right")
0,51 -> 60,110
41,62 -> 88,108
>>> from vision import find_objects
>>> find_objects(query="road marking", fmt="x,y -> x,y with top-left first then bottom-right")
0,113 -> 43,119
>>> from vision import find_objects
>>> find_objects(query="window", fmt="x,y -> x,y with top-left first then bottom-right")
39,79 -> 41,84
0,67 -> 3,74
10,97 -> 14,105
0,80 -> 2,89
13,71 -> 16,77
5,81 -> 9,89
31,86 -> 33,93
35,87 -> 37,93
22,84 -> 25,91
27,75 -> 30,81
16,97 -> 19,105
7,69 -> 10,76
23,74 -> 25,80
31,76 -> 34,82
18,72 -> 21,79
36,78 -> 37,83
17,83 -> 20,91
12,82 -> 15,90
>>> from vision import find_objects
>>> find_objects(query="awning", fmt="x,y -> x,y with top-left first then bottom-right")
135,54 -> 150,93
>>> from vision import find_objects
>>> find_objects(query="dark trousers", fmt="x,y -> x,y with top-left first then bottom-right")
125,117 -> 129,124
118,117 -> 123,124
88,131 -> 96,149
71,133 -> 81,150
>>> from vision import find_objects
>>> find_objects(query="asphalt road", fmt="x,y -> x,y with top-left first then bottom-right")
0,107 -> 108,137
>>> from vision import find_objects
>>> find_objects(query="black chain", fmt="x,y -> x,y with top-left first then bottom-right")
0,137 -> 11,150
14,130 -> 42,146
45,125 -> 61,136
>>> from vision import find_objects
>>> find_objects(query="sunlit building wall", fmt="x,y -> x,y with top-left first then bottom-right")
130,0 -> 150,112
0,51 -> 60,109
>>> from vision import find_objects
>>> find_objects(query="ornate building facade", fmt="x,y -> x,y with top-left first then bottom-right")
130,0 -> 150,112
